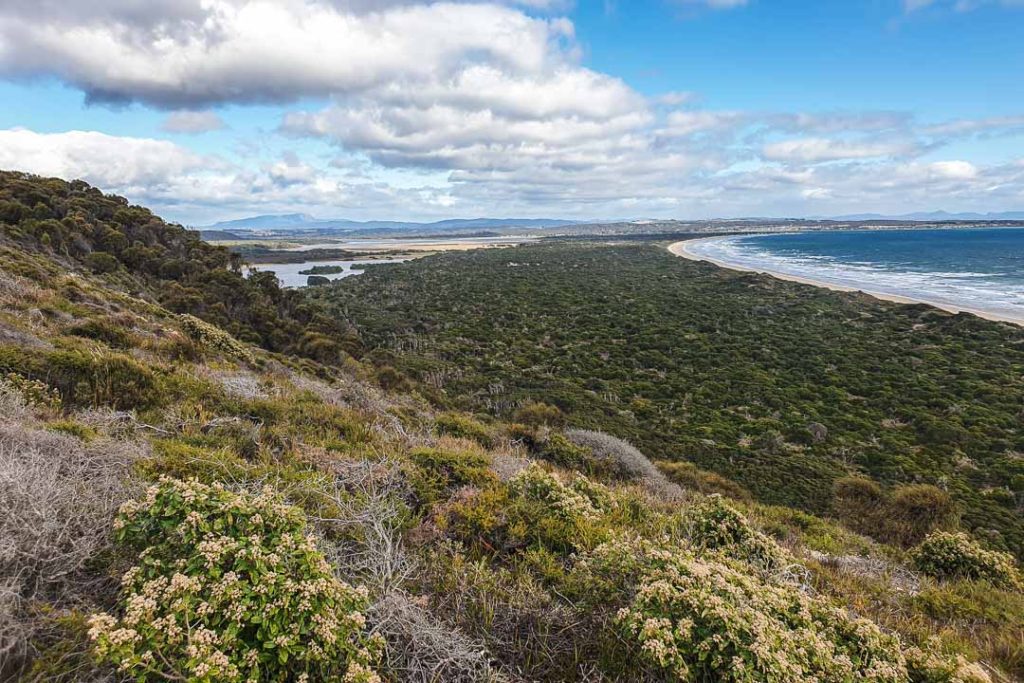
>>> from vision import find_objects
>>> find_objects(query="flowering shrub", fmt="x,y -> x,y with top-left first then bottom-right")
911,532 -> 1021,589
1,372 -> 61,408
444,464 -> 614,555
508,464 -> 612,523
577,536 -> 908,683
905,644 -> 992,683
88,477 -> 381,682
685,495 -> 786,571
178,314 -> 254,363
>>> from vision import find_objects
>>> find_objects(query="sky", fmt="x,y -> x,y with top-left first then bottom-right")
0,0 -> 1022,225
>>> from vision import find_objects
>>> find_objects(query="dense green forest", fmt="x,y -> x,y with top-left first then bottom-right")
313,242 -> 1024,557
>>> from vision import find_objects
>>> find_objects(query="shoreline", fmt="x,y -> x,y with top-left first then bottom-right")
667,237 -> 1024,327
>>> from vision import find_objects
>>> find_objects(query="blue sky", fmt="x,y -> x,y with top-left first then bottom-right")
0,0 -> 1021,224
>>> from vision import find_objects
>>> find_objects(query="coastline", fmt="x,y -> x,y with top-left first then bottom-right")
667,237 -> 1024,327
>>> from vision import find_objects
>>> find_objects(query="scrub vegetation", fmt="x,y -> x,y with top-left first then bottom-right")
312,241 -> 1024,561
0,173 -> 1022,682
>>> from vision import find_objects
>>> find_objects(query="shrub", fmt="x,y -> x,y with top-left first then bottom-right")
177,314 -> 254,363
537,432 -> 605,474
434,413 -> 494,447
0,346 -> 158,410
685,495 -> 786,571
409,445 -> 496,506
564,429 -> 682,499
445,465 -> 613,556
508,464 -> 609,524
66,317 -> 133,349
88,478 -> 382,682
887,485 -> 957,547
576,536 -> 909,683
905,644 -> 992,683
83,252 -> 119,274
912,532 -> 1021,589
564,429 -> 656,482
834,479 -> 957,548
512,402 -> 565,427
0,373 -> 60,409
657,460 -> 751,501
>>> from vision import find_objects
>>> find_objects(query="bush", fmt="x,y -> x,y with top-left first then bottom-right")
564,429 -> 656,482
576,536 -> 909,683
0,346 -> 158,410
685,495 -> 786,571
887,485 -> 957,547
512,402 -> 565,428
66,317 -> 133,349
537,432 -> 605,474
177,314 -> 254,364
444,465 -> 613,556
834,479 -> 957,548
508,464 -> 609,524
408,445 -> 495,506
657,460 -> 751,501
434,413 -> 494,447
905,644 -> 992,683
912,532 -> 1021,589
83,252 -> 119,274
88,478 -> 382,682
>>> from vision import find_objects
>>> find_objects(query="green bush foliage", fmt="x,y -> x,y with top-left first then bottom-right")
178,313 -> 255,363
408,444 -> 495,506
0,371 -> 61,408
444,464 -> 614,555
658,460 -> 752,501
0,345 -> 157,409
685,495 -> 786,571
576,536 -> 909,683
912,532 -> 1021,589
905,645 -> 992,683
88,477 -> 382,682
433,412 -> 494,447
834,479 -> 958,548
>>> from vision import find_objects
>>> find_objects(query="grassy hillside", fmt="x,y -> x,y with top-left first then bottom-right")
0,170 -> 359,363
0,175 -> 1022,682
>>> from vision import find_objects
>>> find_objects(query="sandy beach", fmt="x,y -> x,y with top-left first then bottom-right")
668,237 -> 1024,327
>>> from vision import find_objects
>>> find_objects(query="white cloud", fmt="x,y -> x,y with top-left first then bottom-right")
762,138 -> 917,163
0,1 -> 572,107
162,111 -> 226,134
928,160 -> 978,179
0,128 -> 207,188
0,0 -> 1021,220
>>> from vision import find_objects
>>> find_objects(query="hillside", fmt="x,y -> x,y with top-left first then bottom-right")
0,174 -> 1021,682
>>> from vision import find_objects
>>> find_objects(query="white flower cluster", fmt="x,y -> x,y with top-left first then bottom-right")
509,463 -> 611,522
89,476 -> 381,682
584,536 -> 919,682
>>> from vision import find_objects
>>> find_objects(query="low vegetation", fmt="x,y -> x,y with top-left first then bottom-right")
0,175 -> 1021,681
313,241 -> 1024,559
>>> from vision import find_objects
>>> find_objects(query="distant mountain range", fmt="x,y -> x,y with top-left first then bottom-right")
827,210 -> 1024,221
200,214 -> 583,234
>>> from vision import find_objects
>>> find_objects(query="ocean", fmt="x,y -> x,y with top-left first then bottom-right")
684,227 -> 1024,321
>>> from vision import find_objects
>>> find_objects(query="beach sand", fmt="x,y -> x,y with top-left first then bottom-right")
668,238 -> 1024,327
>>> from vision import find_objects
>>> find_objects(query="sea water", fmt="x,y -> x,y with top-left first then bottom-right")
686,227 -> 1024,320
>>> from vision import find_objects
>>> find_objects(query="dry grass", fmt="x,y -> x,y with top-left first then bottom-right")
0,386 -> 143,676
